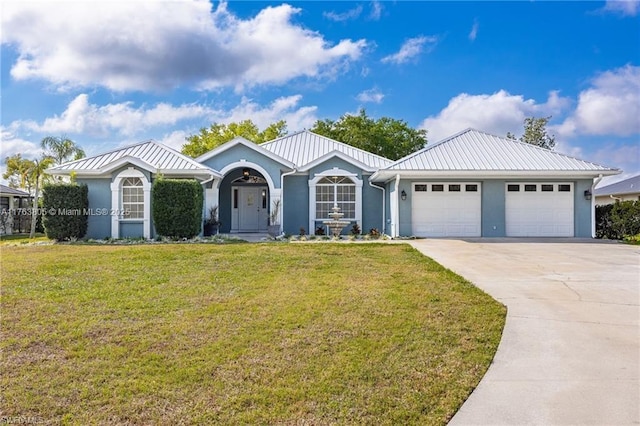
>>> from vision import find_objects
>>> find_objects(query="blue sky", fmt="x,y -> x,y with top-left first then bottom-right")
2,0 -> 639,185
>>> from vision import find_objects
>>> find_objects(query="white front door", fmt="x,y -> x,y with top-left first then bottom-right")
411,182 -> 482,237
235,186 -> 268,232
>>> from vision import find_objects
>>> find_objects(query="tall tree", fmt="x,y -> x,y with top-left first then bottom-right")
3,154 -> 35,193
507,116 -> 556,150
310,109 -> 427,160
40,136 -> 85,165
182,120 -> 288,157
28,156 -> 54,238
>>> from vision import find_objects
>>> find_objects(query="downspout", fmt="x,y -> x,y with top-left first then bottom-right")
280,168 -> 298,234
591,174 -> 604,238
368,178 -> 385,234
394,174 -> 401,238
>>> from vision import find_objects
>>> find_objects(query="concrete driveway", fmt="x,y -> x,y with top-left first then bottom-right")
409,238 -> 639,426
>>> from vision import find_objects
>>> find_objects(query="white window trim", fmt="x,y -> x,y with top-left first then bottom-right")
308,168 -> 362,234
111,168 -> 151,239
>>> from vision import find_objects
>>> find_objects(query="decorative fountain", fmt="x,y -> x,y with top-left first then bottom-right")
322,204 -> 351,237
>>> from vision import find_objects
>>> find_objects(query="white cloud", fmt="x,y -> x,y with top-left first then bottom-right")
356,88 -> 384,104
369,1 -> 383,20
1,128 -> 42,159
1,1 -> 367,92
7,93 -> 318,143
24,94 -> 213,137
469,19 -> 479,41
381,36 -> 438,65
324,5 -> 363,22
419,90 -> 570,142
157,130 -> 191,151
220,95 -> 318,131
555,65 -> 640,138
601,0 -> 640,16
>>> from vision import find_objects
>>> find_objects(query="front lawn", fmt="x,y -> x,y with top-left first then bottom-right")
1,244 -> 505,425
0,233 -> 50,245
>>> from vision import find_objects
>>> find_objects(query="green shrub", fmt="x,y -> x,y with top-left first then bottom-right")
152,179 -> 203,238
42,183 -> 88,241
596,201 -> 640,240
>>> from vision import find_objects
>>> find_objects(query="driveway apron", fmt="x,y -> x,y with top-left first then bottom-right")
409,238 -> 639,426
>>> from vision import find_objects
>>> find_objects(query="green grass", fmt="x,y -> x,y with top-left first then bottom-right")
1,244 -> 505,425
0,233 -> 50,245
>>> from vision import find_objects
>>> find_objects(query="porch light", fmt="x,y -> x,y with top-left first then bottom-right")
584,189 -> 592,200
401,190 -> 407,201
242,168 -> 250,180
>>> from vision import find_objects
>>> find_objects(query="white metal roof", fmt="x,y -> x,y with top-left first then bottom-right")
260,130 -> 393,171
48,140 -> 217,177
594,174 -> 640,196
379,128 -> 619,175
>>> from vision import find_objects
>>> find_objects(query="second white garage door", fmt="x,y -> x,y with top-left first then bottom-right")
411,182 -> 482,237
505,182 -> 574,237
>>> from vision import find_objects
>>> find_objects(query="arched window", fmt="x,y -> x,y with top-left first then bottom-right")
315,176 -> 356,219
122,177 -> 144,219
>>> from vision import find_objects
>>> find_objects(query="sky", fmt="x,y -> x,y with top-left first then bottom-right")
1,0 -> 639,186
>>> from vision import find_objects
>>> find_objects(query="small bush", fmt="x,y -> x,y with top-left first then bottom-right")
351,223 -> 361,235
315,226 -> 325,236
152,179 -> 203,239
596,201 -> 640,240
42,183 -> 89,241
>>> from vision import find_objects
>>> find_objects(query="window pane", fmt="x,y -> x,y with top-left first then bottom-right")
415,184 -> 427,192
541,184 -> 554,192
507,184 -> 520,192
558,184 -> 571,192
432,184 -> 444,192
465,184 -> 478,192
449,184 -> 461,192
524,184 -> 537,192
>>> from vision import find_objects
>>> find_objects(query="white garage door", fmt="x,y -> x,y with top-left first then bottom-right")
411,183 -> 481,237
505,183 -> 574,237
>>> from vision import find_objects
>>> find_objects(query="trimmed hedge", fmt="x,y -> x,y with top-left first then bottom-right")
42,183 -> 89,241
595,201 -> 640,240
152,179 -> 203,238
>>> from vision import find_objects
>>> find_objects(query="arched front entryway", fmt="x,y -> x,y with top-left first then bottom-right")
213,162 -> 280,233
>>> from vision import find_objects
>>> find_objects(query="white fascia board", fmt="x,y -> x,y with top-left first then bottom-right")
196,137 -> 295,169
371,169 -> 621,181
46,156 -> 156,175
297,150 -> 378,173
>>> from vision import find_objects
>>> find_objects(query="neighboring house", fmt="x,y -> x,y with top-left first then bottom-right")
0,184 -> 31,235
47,129 -> 619,239
594,174 -> 640,205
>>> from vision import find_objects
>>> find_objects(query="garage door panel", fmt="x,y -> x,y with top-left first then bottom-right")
506,183 -> 574,237
412,182 -> 481,237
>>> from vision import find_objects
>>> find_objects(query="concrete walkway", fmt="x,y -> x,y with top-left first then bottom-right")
409,238 -> 639,426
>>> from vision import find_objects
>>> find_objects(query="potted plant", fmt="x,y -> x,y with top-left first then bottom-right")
267,199 -> 281,237
203,205 -> 220,236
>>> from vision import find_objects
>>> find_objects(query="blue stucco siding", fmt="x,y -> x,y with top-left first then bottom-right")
110,165 -> 152,183
307,157 -> 364,179
574,179 -> 594,237
120,221 -> 144,238
362,179 -> 384,233
481,180 -> 506,237
397,180 -> 412,237
77,178 -> 112,239
282,174 -> 309,235
201,145 -> 286,189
